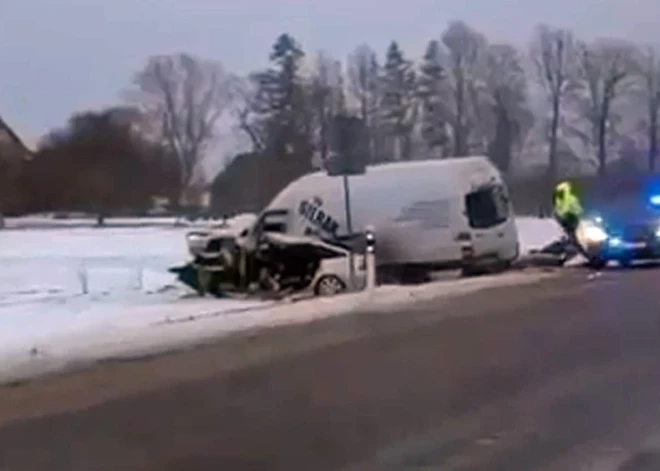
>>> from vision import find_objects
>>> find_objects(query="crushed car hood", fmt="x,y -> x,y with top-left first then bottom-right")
261,232 -> 350,259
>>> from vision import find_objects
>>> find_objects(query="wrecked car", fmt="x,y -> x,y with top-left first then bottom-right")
170,214 -> 365,298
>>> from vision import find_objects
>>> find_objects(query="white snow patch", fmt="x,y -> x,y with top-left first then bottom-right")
516,216 -> 588,266
0,269 -> 556,384
0,216 -> 561,383
0,227 -> 190,301
0,215 -> 556,307
2,214 -> 255,230
515,216 -> 563,254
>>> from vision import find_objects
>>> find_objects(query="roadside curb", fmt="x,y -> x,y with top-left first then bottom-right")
0,269 -> 558,386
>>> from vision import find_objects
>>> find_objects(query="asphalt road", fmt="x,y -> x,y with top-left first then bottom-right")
2,267 -> 660,470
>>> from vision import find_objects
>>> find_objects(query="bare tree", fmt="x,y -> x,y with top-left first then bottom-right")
308,52 -> 346,163
484,43 -> 532,173
346,44 -> 382,161
636,47 -> 660,172
130,53 -> 232,203
530,24 -> 579,182
441,21 -> 488,157
577,38 -> 636,175
231,76 -> 268,153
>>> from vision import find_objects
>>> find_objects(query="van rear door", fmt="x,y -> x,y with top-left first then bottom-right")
464,184 -> 511,260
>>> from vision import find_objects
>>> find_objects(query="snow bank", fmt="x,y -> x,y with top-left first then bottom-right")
0,269 -> 556,384
0,215 -> 563,383
515,216 -> 589,266
0,227 -> 189,303
0,212 -> 257,303
2,213 -> 256,230
3,216 -> 183,230
0,215 -> 557,320
515,216 -> 562,253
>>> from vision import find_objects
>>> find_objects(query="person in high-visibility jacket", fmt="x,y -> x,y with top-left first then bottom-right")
552,180 -> 584,242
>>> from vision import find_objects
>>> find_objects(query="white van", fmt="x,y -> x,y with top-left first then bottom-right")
246,156 -> 520,284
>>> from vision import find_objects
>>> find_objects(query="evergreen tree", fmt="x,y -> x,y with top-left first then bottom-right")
418,39 -> 450,157
246,33 -> 313,204
251,33 -> 311,162
380,41 -> 418,160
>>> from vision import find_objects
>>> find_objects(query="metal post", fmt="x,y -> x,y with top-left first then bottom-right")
342,174 -> 355,288
365,225 -> 376,290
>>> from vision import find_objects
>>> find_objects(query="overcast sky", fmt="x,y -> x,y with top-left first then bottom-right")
1,0 -> 659,141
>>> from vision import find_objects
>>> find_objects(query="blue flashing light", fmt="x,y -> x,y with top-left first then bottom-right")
609,237 -> 622,246
650,194 -> 660,206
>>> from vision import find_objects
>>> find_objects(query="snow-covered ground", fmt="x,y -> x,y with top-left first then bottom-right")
2,215 -> 229,230
516,216 -> 563,254
0,216 -> 561,383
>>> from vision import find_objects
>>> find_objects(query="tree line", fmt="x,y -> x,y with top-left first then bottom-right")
3,21 -> 660,215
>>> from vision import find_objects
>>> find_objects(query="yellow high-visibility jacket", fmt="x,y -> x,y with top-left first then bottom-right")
553,181 -> 583,219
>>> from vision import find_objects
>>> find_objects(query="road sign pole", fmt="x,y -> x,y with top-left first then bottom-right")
327,114 -> 367,291
365,225 -> 376,291
342,173 -> 355,288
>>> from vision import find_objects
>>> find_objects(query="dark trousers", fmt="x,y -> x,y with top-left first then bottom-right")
557,213 -> 579,238
556,213 -> 588,257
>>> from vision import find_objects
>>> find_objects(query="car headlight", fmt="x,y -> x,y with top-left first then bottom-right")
186,233 -> 207,243
584,225 -> 608,242
578,220 -> 608,244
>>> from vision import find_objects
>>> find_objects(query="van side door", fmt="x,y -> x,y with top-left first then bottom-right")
464,184 -> 511,259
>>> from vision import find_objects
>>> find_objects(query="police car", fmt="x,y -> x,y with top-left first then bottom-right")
577,183 -> 660,269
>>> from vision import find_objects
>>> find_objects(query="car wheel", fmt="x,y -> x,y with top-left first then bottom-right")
617,258 -> 632,268
461,264 -> 485,277
494,258 -> 513,273
586,256 -> 607,270
314,275 -> 346,296
208,273 -> 227,298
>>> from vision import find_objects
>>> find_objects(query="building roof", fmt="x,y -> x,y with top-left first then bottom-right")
0,115 -> 34,158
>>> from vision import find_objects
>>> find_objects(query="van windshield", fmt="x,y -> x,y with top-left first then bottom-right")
254,209 -> 289,234
465,185 -> 509,229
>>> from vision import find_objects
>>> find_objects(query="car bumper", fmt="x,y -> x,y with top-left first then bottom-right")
589,239 -> 660,261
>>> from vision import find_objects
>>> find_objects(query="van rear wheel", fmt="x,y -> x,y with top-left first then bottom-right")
398,267 -> 431,285
461,258 -> 510,277
461,264 -> 485,277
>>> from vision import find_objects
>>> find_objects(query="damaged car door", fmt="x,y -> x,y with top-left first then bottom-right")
257,232 -> 352,296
